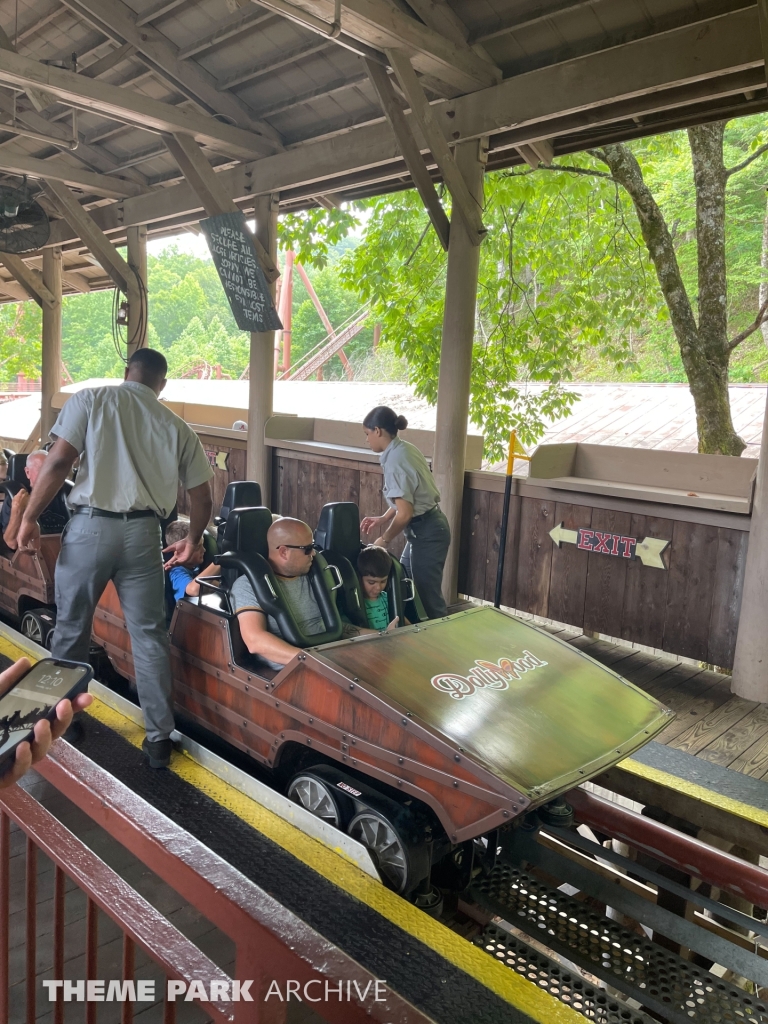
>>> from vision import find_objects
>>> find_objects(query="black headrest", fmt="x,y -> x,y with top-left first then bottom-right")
7,453 -> 28,486
2,448 -> 15,461
220,481 -> 262,522
221,507 -> 272,559
315,502 -> 361,562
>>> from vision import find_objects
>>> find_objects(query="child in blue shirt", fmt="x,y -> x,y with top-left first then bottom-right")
164,517 -> 202,600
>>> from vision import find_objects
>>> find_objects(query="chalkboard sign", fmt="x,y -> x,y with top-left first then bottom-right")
200,211 -> 282,333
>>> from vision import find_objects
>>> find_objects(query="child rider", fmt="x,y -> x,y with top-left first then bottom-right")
356,545 -> 400,632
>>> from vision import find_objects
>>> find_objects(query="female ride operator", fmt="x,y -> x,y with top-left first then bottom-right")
360,406 -> 450,619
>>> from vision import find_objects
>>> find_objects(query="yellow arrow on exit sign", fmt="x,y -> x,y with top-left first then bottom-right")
549,523 -> 669,569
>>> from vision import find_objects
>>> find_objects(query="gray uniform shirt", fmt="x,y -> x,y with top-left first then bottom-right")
52,382 -> 213,518
230,572 -> 324,669
379,436 -> 440,516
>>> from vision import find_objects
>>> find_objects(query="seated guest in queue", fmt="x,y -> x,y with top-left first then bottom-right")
1,451 -> 67,550
356,545 -> 402,631
163,516 -> 202,600
226,517 -> 328,669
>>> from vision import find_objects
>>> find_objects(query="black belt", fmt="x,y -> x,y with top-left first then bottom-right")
411,505 -> 440,524
73,507 -> 157,520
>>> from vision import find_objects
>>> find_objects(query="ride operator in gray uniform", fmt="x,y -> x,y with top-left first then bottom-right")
361,405 -> 450,619
17,349 -> 213,769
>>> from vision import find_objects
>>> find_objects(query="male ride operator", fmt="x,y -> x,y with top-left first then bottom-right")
17,349 -> 213,769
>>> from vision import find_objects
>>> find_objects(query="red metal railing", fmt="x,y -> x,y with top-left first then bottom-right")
0,740 -> 433,1024
568,786 -> 768,907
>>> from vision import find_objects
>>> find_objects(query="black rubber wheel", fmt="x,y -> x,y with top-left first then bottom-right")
20,609 -> 54,650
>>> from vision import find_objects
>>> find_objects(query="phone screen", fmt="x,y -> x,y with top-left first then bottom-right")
0,661 -> 89,760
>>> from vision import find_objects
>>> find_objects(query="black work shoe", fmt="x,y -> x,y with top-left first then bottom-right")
142,737 -> 172,769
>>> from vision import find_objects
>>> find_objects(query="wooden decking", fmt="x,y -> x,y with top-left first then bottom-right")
553,625 -> 768,780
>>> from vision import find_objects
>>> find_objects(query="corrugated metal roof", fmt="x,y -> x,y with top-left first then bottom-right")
1,380 -> 764,463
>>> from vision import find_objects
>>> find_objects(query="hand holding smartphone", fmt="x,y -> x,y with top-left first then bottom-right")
0,657 -> 94,788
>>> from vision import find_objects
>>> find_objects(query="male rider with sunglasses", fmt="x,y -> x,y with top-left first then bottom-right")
228,517 -> 326,670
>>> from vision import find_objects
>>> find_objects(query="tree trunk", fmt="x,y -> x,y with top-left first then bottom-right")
599,132 -> 745,456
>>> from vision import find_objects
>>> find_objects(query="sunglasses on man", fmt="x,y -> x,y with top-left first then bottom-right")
280,543 -> 316,554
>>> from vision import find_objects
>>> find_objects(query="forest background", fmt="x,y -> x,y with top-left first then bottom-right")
0,112 -> 766,459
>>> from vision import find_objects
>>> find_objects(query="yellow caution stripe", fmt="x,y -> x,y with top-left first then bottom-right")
85,697 -> 583,1024
620,756 -> 768,829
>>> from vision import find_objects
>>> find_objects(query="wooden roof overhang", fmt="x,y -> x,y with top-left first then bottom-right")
0,0 -> 762,297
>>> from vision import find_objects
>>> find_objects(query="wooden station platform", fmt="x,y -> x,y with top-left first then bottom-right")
554,627 -> 764,775
541,620 -> 768,855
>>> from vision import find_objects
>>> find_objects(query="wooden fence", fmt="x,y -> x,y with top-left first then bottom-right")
183,433 -> 748,669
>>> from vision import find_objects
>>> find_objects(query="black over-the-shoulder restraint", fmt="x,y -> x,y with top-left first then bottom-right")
215,550 -> 343,648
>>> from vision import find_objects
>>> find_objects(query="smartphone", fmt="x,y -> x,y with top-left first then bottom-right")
0,658 -> 92,765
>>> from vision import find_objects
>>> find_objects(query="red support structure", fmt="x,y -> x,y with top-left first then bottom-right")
25,838 -> 36,1024
568,786 -> 768,908
0,812 -> 8,1024
280,250 -> 294,374
0,740 -> 431,1024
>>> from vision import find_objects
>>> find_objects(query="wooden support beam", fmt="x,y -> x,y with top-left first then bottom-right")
255,73 -> 367,119
136,0 -> 189,26
255,0 -> 500,93
515,139 -> 554,169
403,0 -> 495,62
758,0 -> 768,87
733,385 -> 768,700
0,252 -> 57,308
0,276 -> 28,301
61,268 -> 91,293
387,49 -> 485,245
218,41 -> 330,91
126,225 -> 147,356
42,7 -> 760,250
80,43 -> 137,80
0,90 -> 147,186
178,10 -> 275,60
44,179 -> 135,295
0,24 -> 56,113
59,0 -> 284,148
163,132 -> 279,281
432,138 -> 487,603
41,247 -> 62,441
0,148 -> 147,199
247,193 -> 279,505
0,46 -> 281,161
365,58 -> 449,250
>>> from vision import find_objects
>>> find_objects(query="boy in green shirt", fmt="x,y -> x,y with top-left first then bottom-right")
357,545 -> 399,631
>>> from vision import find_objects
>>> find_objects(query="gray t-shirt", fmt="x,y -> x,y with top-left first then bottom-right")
230,572 -> 325,669
379,436 -> 441,516
52,382 -> 213,518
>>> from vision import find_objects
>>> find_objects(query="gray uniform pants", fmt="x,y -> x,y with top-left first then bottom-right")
51,513 -> 174,742
402,507 -> 451,619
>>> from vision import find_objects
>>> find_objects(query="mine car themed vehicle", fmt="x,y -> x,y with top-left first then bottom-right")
92,491 -> 673,900
0,452 -> 69,648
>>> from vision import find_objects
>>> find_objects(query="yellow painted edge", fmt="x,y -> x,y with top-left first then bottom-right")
0,632 -> 41,664
85,697 -> 583,1024
619,757 -> 768,829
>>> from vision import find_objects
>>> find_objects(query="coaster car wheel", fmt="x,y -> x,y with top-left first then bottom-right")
287,772 -> 351,829
348,808 -> 417,895
20,609 -> 54,650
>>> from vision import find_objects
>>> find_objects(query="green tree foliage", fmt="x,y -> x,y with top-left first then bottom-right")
342,168 -> 654,459
573,115 -> 768,388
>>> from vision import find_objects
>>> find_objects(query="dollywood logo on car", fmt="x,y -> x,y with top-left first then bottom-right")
431,651 -> 548,700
